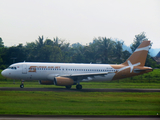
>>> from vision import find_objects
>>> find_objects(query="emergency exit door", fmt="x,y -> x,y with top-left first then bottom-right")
22,64 -> 27,74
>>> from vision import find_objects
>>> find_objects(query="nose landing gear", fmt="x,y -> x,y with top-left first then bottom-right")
20,84 -> 24,88
20,80 -> 24,88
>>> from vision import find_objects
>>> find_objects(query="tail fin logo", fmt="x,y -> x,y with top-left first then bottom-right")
135,45 -> 150,52
118,60 -> 141,73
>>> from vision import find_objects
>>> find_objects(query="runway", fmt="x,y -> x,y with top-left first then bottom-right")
0,115 -> 159,120
0,87 -> 160,92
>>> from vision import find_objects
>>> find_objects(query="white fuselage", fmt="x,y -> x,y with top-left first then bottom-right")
2,62 -> 116,82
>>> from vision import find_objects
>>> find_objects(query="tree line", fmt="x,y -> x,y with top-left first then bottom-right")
0,32 -> 159,69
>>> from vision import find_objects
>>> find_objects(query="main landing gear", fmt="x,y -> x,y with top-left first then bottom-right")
76,84 -> 82,90
65,85 -> 72,89
20,80 -> 24,88
65,84 -> 82,90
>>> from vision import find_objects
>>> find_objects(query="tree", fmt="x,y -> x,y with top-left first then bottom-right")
130,32 -> 148,52
0,37 -> 4,47
44,39 -> 54,46
71,45 -> 86,63
25,42 -> 37,61
122,50 -> 131,62
114,41 -> 124,63
49,46 -> 63,62
36,36 -> 44,48
1,34 -> 152,67
61,42 -> 72,63
130,32 -> 156,67
95,37 -> 116,64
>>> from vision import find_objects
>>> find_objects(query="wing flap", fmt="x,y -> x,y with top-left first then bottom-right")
61,72 -> 108,77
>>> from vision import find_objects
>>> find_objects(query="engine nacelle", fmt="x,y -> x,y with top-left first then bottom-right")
54,77 -> 74,86
39,80 -> 54,85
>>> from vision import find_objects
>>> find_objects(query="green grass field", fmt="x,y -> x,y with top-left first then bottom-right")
0,91 -> 160,115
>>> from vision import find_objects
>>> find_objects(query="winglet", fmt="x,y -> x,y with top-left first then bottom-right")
122,40 -> 150,66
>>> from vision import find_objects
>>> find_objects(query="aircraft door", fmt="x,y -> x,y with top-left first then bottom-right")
22,64 -> 27,74
62,68 -> 65,73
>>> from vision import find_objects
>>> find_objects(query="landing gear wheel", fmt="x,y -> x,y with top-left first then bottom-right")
76,84 -> 82,90
65,85 -> 72,89
20,80 -> 24,88
20,84 -> 24,88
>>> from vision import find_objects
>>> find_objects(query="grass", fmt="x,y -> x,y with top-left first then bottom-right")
0,90 -> 159,116
0,91 -> 160,115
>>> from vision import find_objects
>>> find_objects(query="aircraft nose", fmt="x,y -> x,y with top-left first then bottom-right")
1,70 -> 7,77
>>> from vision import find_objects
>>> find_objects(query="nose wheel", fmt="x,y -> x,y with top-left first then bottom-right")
20,84 -> 24,88
20,80 -> 24,88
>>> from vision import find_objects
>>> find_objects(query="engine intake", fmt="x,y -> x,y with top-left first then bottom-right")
54,77 -> 74,86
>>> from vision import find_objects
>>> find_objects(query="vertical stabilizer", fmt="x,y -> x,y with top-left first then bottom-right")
122,41 -> 150,67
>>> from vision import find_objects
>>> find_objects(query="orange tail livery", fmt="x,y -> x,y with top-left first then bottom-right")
111,40 -> 152,80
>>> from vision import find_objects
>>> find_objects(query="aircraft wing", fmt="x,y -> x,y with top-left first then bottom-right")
60,72 -> 108,80
47,72 -> 109,81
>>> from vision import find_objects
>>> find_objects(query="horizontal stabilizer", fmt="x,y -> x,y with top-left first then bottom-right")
134,67 -> 153,73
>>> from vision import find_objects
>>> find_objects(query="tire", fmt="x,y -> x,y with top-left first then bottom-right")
76,84 -> 82,90
65,85 -> 72,89
20,84 -> 24,88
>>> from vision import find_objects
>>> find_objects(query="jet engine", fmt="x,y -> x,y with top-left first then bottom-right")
39,80 -> 54,85
54,77 -> 74,86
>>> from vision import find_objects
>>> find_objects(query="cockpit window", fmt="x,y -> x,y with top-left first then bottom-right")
8,67 -> 17,69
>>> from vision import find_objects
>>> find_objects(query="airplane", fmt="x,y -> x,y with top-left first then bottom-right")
1,40 -> 153,90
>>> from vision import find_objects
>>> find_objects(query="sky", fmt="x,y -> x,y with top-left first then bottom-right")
0,0 -> 160,48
